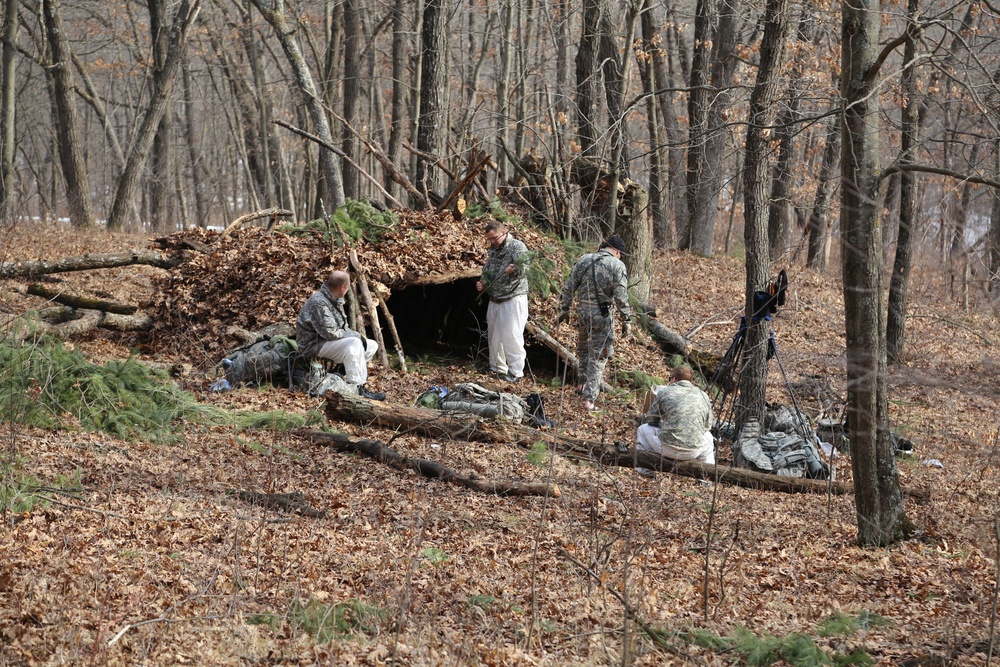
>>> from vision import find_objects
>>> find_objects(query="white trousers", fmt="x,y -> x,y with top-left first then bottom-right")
636,424 -> 716,466
486,294 -> 528,378
318,337 -> 378,385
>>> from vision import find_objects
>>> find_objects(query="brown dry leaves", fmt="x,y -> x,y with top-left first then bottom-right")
2,222 -> 1000,666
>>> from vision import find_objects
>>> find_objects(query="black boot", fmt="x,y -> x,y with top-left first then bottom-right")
359,384 -> 386,401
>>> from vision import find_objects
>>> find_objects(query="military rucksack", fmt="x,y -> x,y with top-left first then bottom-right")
436,382 -> 529,424
732,406 -> 832,480
222,335 -> 303,389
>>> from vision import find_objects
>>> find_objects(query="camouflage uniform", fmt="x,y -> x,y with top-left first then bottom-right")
482,234 -> 530,378
637,380 -> 715,464
482,233 -> 529,301
558,248 -> 630,401
295,284 -> 362,360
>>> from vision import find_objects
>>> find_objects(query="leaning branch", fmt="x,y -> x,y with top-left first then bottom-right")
297,429 -> 561,498
524,320 -> 613,393
881,162 -> 1000,189
220,207 -> 294,238
271,119 -> 406,209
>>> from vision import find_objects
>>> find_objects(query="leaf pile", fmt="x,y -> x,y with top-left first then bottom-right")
145,209 -> 564,361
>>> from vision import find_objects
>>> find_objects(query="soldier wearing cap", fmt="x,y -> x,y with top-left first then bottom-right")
555,235 -> 631,410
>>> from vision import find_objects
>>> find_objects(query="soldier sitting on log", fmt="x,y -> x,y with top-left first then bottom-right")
635,365 -> 715,477
296,271 -> 386,401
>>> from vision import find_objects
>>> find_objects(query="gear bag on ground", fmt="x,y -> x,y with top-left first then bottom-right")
730,405 -> 832,480
417,382 -> 529,424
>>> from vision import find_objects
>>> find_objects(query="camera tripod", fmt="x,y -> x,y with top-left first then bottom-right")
709,316 -> 810,442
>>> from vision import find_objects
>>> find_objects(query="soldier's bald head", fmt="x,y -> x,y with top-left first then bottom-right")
326,270 -> 350,291
670,365 -> 694,382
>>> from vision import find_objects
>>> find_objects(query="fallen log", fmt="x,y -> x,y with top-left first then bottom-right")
227,489 -> 326,518
637,313 -> 725,385
297,429 -> 560,498
323,391 -> 928,499
27,283 -> 139,314
524,320 -> 613,393
0,250 -> 182,278
3,308 -> 152,343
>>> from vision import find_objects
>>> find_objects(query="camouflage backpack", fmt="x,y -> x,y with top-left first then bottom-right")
438,382 -> 529,424
222,335 -> 302,389
732,406 -> 832,480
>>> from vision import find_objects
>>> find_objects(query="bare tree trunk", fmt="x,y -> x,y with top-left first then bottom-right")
991,129 -> 1000,305
574,0 -> 600,161
948,142 -> 978,259
737,0 -> 789,432
241,4 -> 277,208
107,0 -> 201,232
181,63 -> 209,226
887,0 -> 921,363
415,0 -> 448,197
639,1 -> 668,251
679,0 -> 713,253
599,2 -> 638,237
806,111 -> 841,271
148,0 -> 175,232
0,0 -> 17,221
661,1 -> 687,241
841,0 -> 909,546
386,0 -> 409,202
41,0 -> 94,229
249,0 -> 344,215
341,0 -> 362,200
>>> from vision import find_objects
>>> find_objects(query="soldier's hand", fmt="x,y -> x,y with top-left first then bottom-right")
621,320 -> 634,341
554,311 -> 569,327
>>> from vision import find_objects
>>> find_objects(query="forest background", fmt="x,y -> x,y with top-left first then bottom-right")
1,0 -> 1000,664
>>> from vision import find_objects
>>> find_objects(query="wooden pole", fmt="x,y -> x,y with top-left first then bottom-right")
298,429 -> 560,498
348,250 -> 390,368
378,298 -> 408,373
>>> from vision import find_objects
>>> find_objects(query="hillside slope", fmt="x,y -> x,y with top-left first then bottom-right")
1,223 -> 998,665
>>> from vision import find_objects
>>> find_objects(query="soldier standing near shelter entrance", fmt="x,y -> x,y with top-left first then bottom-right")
476,221 -> 530,383
555,235 -> 631,410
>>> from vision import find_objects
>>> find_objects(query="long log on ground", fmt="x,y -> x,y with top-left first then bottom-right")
324,391 -> 928,499
524,320 -> 613,393
0,250 -> 181,278
27,283 -> 139,314
297,429 -> 560,498
4,308 -> 151,343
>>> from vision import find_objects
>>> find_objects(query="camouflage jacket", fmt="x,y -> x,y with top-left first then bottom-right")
559,249 -> 630,318
295,284 -> 361,359
482,233 -> 529,301
645,380 -> 714,451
